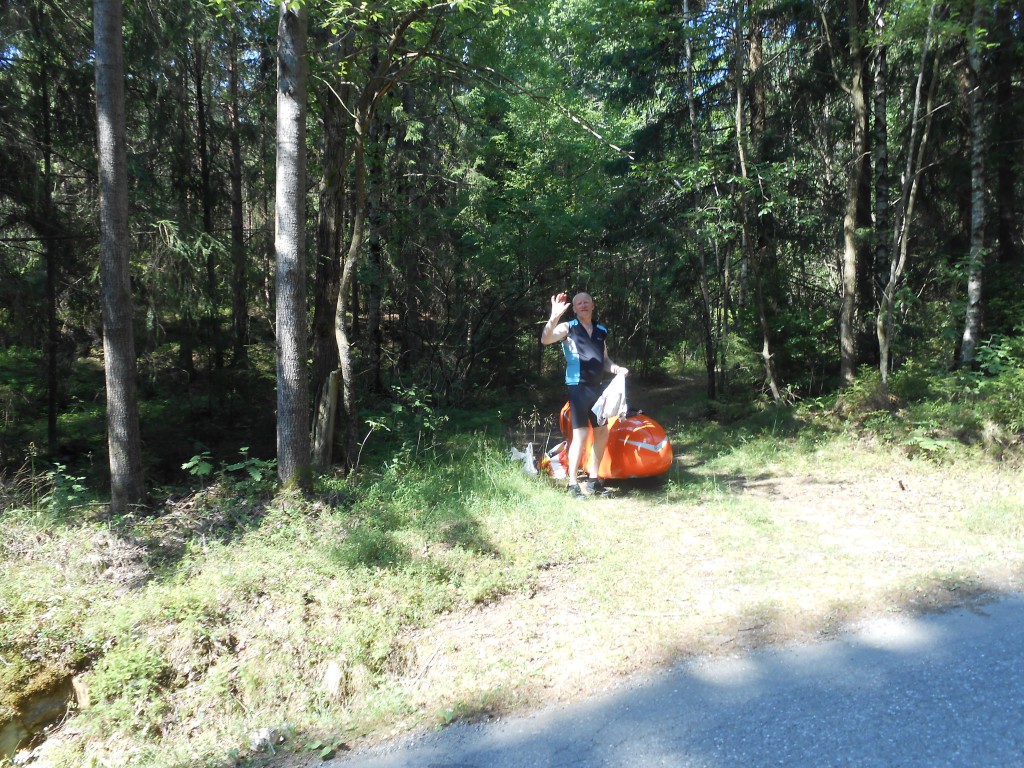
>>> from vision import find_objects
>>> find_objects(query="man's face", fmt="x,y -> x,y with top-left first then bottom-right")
572,293 -> 594,316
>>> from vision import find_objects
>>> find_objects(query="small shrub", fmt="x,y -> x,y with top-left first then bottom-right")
889,359 -> 934,401
90,641 -> 168,704
720,331 -> 764,393
975,333 -> 1024,376
182,447 -> 276,498
861,409 -> 900,436
835,367 -> 888,417
359,384 -> 450,471
39,463 -> 91,514
0,453 -> 96,519
978,368 -> 1024,434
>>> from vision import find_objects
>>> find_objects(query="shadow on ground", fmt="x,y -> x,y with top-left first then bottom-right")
323,583 -> 1024,768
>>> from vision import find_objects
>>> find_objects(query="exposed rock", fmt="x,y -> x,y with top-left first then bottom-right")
0,670 -> 74,760
322,659 -> 345,699
248,727 -> 286,753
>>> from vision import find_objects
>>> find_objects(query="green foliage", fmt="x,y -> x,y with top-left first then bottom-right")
181,451 -> 214,479
833,342 -> 1024,461
720,331 -> 765,393
90,642 -> 168,705
359,385 -> 450,470
302,738 -> 348,761
143,221 -> 229,323
889,359 -> 934,401
0,348 -> 44,468
836,367 -> 886,415
903,430 -> 957,457
974,333 -> 1024,433
38,463 -> 91,515
0,450 -> 97,522
183,447 -> 277,497
975,332 -> 1024,376
771,307 -> 835,392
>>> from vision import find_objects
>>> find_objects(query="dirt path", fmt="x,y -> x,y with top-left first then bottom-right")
271,386 -> 1024,765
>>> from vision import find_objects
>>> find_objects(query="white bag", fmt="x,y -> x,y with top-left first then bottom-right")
510,443 -> 538,475
591,373 -> 628,426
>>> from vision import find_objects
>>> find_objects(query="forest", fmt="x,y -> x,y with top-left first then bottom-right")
3,0 -> 1024,764
1,0 -> 1022,504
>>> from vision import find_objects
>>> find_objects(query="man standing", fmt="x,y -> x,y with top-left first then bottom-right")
541,291 -> 628,498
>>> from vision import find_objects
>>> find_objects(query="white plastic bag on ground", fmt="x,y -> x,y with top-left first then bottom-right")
510,443 -> 538,474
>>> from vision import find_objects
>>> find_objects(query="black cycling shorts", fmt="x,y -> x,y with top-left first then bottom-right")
567,383 -> 603,430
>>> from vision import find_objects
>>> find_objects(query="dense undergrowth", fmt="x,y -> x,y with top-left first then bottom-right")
2,346 -> 1024,767
2,430 -> 584,766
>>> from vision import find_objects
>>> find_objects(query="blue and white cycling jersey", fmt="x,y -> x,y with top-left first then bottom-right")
561,319 -> 607,386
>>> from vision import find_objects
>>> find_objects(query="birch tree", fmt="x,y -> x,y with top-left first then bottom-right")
876,1 -> 938,392
734,1 -> 782,401
839,0 -> 869,387
959,0 -> 989,367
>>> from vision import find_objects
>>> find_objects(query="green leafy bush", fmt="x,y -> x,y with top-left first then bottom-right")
889,359 -> 934,402
359,384 -> 450,470
89,641 -> 168,704
182,447 -> 277,497
978,369 -> 1024,434
835,367 -> 886,417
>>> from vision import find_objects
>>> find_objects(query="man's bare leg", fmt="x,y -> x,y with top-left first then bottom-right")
586,424 -> 610,495
567,426 -> 590,496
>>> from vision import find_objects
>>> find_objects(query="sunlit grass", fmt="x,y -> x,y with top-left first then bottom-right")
4,383 -> 1024,767
1,436 -> 591,766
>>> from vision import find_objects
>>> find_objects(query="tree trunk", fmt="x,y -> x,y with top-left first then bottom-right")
32,1 -> 59,453
734,5 -> 781,401
959,0 -> 989,368
195,45 -> 213,237
93,0 -> 145,514
170,53 -> 197,380
274,1 -> 311,488
684,0 -> 716,400
855,45 -> 875,368
258,30 -> 275,317
697,246 -> 717,399
718,240 -> 731,394
396,84 -> 423,371
335,123 -> 369,470
194,42 -> 222,370
991,2 -> 1019,269
310,32 -> 353,471
877,1 -> 937,392
872,1 -> 889,331
320,4 -> 447,469
365,114 -> 387,395
840,0 -> 868,387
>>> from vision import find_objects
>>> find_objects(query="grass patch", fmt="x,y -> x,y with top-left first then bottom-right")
962,497 -> 1024,536
4,377 -> 1024,766
1,436 -> 584,766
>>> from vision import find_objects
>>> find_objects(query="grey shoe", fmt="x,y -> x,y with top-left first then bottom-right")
567,483 -> 585,499
585,478 -> 611,496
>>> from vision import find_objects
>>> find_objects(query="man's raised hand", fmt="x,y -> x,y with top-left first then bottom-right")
550,292 -> 570,321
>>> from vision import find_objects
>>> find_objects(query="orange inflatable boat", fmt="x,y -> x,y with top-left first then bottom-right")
558,402 -> 673,479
